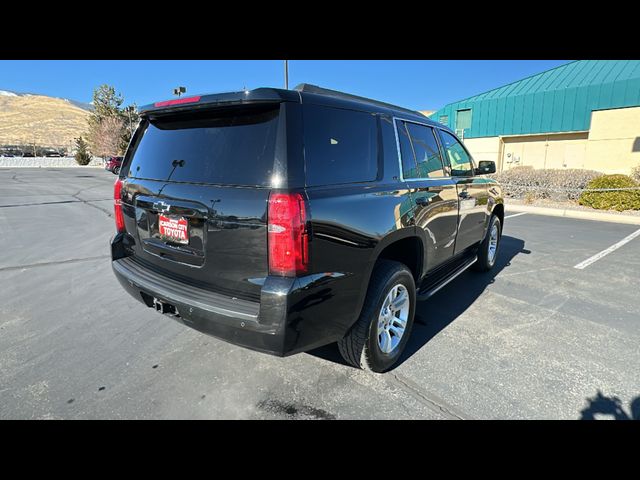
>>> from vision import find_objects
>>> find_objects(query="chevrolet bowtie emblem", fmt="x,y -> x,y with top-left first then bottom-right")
153,201 -> 170,212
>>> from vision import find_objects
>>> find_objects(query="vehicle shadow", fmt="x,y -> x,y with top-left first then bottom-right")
308,235 -> 527,370
397,235 -> 527,368
579,390 -> 640,420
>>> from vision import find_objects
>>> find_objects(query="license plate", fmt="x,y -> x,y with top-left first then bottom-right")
158,215 -> 189,244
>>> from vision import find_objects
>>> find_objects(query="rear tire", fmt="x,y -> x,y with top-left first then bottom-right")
113,166 -> 120,175
338,260 -> 416,373
473,214 -> 501,272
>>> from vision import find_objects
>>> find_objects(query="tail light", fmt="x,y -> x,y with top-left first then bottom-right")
114,178 -> 125,233
268,192 -> 308,276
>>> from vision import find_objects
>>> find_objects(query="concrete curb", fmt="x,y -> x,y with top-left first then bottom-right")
0,157 -> 103,168
0,165 -> 104,169
505,204 -> 640,225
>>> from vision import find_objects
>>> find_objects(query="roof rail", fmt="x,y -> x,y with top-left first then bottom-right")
294,83 -> 421,117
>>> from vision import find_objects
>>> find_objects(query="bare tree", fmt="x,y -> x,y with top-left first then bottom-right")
87,116 -> 125,158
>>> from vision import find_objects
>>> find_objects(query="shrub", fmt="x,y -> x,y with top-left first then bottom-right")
578,174 -> 640,211
493,168 -> 603,201
523,191 -> 536,204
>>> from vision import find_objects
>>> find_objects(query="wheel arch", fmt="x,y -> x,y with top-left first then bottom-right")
492,202 -> 504,228
374,234 -> 424,284
347,227 -> 426,332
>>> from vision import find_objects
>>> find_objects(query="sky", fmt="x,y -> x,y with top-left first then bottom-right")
0,60 -> 570,111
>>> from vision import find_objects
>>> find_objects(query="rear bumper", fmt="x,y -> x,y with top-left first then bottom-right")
112,256 -> 293,355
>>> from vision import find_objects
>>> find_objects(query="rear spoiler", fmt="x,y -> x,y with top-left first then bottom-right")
139,87 -> 300,116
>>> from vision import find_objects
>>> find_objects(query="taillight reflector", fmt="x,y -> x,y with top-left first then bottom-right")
268,193 -> 308,276
154,96 -> 201,107
114,178 -> 125,233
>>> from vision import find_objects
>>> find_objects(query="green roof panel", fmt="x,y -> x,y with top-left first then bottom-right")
430,60 -> 640,137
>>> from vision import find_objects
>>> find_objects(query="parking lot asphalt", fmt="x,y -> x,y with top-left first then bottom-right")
1,168 -> 638,420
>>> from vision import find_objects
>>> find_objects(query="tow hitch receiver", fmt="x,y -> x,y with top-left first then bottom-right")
153,298 -> 179,317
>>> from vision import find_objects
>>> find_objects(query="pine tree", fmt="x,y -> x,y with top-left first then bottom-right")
74,137 -> 92,166
91,84 -> 124,121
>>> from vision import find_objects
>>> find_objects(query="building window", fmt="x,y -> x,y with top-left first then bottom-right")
456,109 -> 472,130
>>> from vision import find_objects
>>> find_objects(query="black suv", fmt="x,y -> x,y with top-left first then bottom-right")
111,84 -> 503,372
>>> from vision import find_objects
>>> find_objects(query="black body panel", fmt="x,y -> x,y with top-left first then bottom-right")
111,85 -> 504,356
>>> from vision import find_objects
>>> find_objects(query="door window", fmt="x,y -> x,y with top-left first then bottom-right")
439,130 -> 473,177
395,120 -> 418,179
395,120 -> 446,179
405,123 -> 446,178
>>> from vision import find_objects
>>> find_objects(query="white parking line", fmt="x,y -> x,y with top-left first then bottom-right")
505,212 -> 528,219
574,228 -> 640,270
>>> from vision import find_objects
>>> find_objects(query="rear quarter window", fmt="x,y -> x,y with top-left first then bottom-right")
303,105 -> 378,187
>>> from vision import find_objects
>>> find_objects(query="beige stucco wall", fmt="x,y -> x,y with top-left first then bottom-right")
459,106 -> 640,174
463,136 -> 502,166
584,106 -> 640,174
464,133 -> 590,171
500,132 -> 589,171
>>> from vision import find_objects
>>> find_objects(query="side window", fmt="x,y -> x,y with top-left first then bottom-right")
439,130 -> 473,177
303,105 -> 378,187
395,120 -> 418,179
404,123 -> 446,178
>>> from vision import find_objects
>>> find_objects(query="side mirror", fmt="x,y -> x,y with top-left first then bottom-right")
475,160 -> 496,175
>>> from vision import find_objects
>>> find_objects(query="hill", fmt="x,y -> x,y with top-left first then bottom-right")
0,90 -> 91,150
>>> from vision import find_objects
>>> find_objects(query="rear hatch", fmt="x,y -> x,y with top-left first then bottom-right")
120,104 -> 283,301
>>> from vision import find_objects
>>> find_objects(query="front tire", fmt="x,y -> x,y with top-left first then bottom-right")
473,214 -> 501,272
338,260 -> 416,373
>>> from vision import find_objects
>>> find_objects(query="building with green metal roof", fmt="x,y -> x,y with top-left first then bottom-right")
429,60 -> 640,174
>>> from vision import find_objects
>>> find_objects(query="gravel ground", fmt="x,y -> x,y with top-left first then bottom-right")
507,197 -> 640,217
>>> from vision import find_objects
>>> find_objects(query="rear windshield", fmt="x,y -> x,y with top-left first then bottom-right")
125,106 -> 279,186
